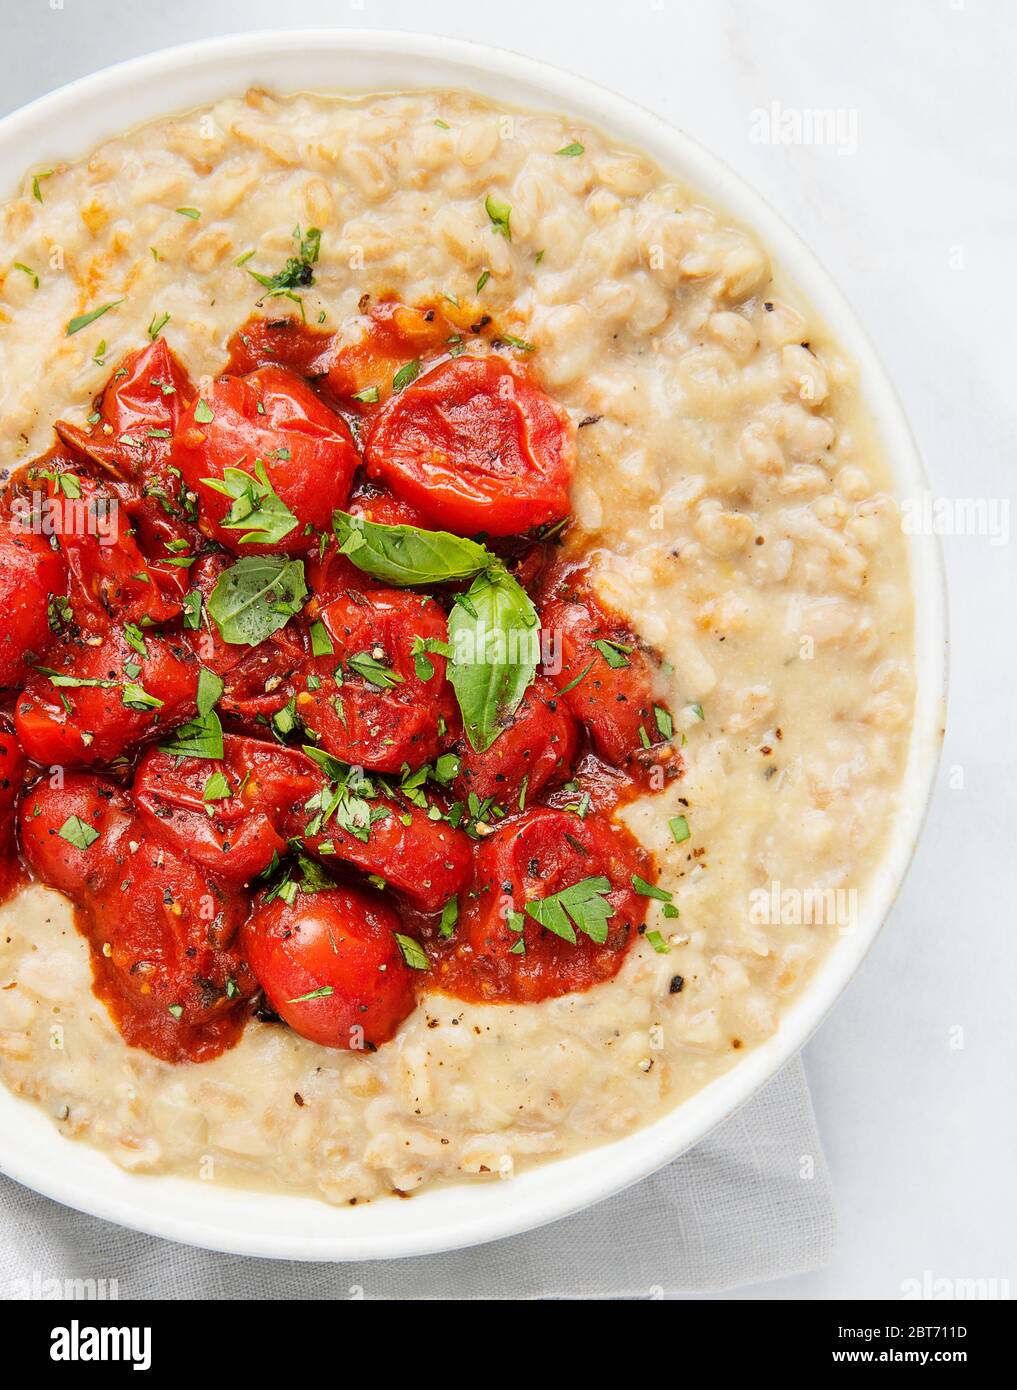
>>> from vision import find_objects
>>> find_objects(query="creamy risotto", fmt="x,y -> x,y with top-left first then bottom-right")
0,89 -> 913,1202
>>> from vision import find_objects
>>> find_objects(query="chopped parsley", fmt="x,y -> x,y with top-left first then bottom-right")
67,300 -> 124,336
485,194 -> 512,239
56,815 -> 99,850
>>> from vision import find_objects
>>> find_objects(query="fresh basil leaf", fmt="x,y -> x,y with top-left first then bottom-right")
668,815 -> 690,845
447,567 -> 538,753
654,705 -> 673,739
287,985 -> 333,1003
66,300 -> 123,336
592,638 -> 632,669
123,622 -> 148,657
181,589 -> 203,631
121,683 -> 164,712
333,511 -> 491,587
631,874 -> 673,902
207,556 -> 306,645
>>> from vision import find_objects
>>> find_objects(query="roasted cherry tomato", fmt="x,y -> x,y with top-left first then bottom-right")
297,795 -> 473,913
20,774 -> 254,1061
439,807 -> 648,1003
325,299 -> 459,404
0,725 -> 27,897
365,355 -> 575,536
55,337 -> 194,483
298,587 -> 457,772
540,571 -> 678,779
242,884 -> 416,1049
219,621 -> 308,729
19,773 -> 135,899
0,516 -> 68,688
224,316 -> 332,379
176,550 -> 249,677
87,831 -> 255,1062
134,736 -> 319,884
454,675 -> 579,806
15,627 -> 198,767
347,479 -> 430,531
173,366 -> 358,555
38,468 -> 180,631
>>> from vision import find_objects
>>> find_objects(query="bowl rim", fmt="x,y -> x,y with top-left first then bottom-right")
0,27 -> 948,1263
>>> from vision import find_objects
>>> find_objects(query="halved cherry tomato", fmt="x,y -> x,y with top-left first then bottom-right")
454,675 -> 579,806
173,366 -> 358,555
134,736 -> 319,884
0,516 -> 67,688
297,795 -> 473,913
540,570 -> 678,779
242,884 -> 416,1049
298,587 -> 457,772
15,627 -> 198,767
438,806 -> 648,1003
365,355 -> 575,536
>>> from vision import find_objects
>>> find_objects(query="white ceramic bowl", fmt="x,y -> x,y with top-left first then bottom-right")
0,29 -> 947,1261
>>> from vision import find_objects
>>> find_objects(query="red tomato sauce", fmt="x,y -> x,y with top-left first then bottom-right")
0,305 -> 684,1061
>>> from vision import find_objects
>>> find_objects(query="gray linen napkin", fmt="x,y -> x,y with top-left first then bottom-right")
0,1057 -> 834,1298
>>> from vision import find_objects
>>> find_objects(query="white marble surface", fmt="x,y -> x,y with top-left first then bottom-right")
2,0 -> 1014,1299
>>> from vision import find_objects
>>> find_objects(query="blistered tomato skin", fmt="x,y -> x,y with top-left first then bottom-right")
134,736 -> 320,885
39,470 -> 181,632
55,337 -> 194,483
15,628 -> 198,768
0,313 -> 681,1063
173,366 -> 359,555
540,575 -> 678,781
454,676 -> 579,806
19,774 -> 135,899
242,886 -> 416,1049
365,355 -> 575,537
0,726 -> 27,896
87,833 -> 255,1063
19,773 -> 254,1062
0,517 -> 68,689
440,807 -> 649,1003
298,797 -> 473,914
299,587 -> 457,773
